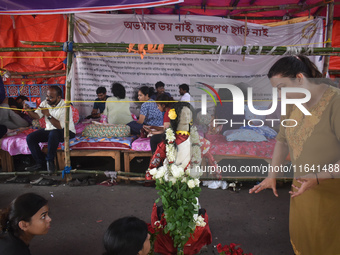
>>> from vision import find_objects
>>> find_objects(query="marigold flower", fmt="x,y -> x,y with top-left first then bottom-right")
168,108 -> 177,120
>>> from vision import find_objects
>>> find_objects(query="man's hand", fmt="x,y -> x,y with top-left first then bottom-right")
41,108 -> 50,117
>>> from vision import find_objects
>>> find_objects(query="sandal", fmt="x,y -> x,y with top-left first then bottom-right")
97,179 -> 117,187
30,177 -> 55,186
68,178 -> 89,187
6,176 -> 30,184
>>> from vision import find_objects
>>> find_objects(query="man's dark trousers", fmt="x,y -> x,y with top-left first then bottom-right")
26,128 -> 75,165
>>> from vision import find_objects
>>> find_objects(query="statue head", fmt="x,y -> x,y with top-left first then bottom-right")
169,102 -> 194,133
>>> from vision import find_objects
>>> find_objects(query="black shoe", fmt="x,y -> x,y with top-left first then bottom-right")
47,161 -> 56,174
25,164 -> 46,171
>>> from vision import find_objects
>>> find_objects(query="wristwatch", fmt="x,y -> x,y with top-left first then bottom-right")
47,115 -> 53,120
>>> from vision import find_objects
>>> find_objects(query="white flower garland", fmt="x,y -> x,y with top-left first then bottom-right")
149,126 -> 203,187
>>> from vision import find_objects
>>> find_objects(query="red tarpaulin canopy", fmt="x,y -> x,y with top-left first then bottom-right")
0,0 -> 339,80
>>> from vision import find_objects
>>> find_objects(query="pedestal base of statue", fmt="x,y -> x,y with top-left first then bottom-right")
151,204 -> 212,255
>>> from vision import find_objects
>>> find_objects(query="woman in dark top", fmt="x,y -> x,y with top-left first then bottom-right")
0,193 -> 51,255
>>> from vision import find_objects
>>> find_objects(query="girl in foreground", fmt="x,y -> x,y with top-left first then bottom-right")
0,193 -> 51,255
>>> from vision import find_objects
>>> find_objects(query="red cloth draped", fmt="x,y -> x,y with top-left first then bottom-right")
151,203 -> 212,255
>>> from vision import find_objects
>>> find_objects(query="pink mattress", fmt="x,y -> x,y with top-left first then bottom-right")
206,134 -> 276,159
131,137 -> 151,151
1,122 -> 97,156
1,129 -> 47,156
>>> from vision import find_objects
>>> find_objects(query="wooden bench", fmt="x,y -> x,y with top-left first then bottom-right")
122,150 -> 152,183
56,149 -> 121,171
0,149 -> 14,172
123,150 -> 153,173
0,148 -> 55,172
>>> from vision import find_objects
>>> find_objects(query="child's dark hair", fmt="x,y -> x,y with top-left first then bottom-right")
155,81 -> 165,89
96,86 -> 107,95
111,83 -> 126,99
156,93 -> 174,109
139,86 -> 155,98
103,217 -> 148,255
0,193 -> 48,238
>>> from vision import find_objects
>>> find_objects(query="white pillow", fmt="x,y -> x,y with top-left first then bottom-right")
223,129 -> 267,142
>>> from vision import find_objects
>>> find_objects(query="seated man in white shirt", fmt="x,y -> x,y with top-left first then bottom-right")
179,83 -> 195,108
24,86 -> 76,173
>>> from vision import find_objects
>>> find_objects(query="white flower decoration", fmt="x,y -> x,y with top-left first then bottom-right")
195,215 -> 206,227
166,144 -> 176,162
169,176 -> 177,185
155,167 -> 166,179
149,168 -> 158,177
187,179 -> 195,189
171,164 -> 184,179
165,128 -> 175,142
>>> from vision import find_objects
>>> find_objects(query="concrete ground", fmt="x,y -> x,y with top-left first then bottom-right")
0,155 -> 294,255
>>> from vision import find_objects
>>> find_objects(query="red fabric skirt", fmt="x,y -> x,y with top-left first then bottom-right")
151,204 -> 212,255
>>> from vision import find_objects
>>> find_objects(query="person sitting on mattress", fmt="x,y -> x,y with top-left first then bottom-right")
143,93 -> 174,153
0,97 -> 30,130
127,86 -> 163,135
86,86 -> 108,119
103,82 -> 132,125
24,86 -> 75,173
150,81 -> 172,100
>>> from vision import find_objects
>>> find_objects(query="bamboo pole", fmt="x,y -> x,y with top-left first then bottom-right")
64,14 -> 74,182
9,74 -> 66,79
329,70 -> 340,75
8,41 -> 340,55
322,1 -> 334,77
20,40 -> 63,46
0,170 -> 145,177
117,176 -> 146,181
0,47 -> 63,52
0,171 -> 293,182
17,41 -> 340,51
290,1 -> 339,15
1,45 -> 339,55
9,70 -> 66,75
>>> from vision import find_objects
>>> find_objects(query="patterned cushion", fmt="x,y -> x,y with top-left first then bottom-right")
82,123 -> 130,138
223,129 -> 267,142
32,119 -> 42,129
